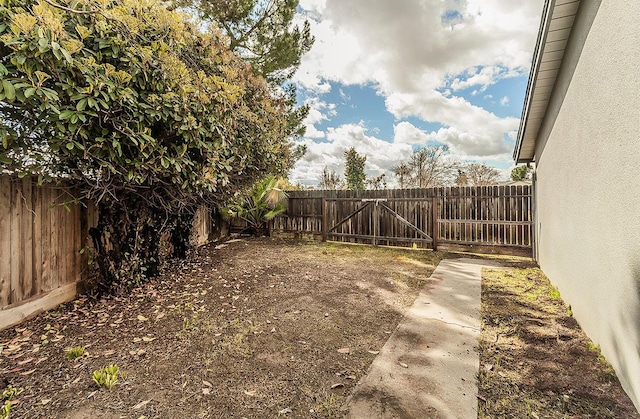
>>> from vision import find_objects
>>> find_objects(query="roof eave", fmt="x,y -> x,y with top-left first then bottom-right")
514,0 -> 556,164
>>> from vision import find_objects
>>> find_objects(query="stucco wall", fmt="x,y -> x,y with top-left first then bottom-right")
534,0 -> 640,410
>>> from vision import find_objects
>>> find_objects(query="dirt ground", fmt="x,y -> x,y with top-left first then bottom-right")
0,238 -> 443,418
478,265 -> 640,418
1,238 -> 638,418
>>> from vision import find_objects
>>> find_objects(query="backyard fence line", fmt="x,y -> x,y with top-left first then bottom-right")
0,176 -> 532,331
271,185 -> 533,251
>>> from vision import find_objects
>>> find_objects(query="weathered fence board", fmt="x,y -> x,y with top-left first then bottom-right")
0,177 -> 95,329
272,186 -> 533,251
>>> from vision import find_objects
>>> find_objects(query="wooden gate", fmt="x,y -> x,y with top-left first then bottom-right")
272,186 -> 533,252
321,197 -> 438,249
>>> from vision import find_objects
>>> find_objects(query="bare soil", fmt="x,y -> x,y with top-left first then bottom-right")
0,238 -> 443,418
1,239 -> 637,418
478,265 -> 639,418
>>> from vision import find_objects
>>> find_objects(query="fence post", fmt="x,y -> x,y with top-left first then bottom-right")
431,197 -> 438,251
372,201 -> 377,246
321,197 -> 327,242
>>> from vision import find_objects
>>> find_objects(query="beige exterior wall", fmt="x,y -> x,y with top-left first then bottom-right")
534,0 -> 640,410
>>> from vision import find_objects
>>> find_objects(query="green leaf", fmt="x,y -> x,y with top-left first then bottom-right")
66,142 -> 74,150
24,87 -> 36,98
61,48 -> 73,64
2,81 -> 15,101
59,110 -> 75,120
76,98 -> 88,111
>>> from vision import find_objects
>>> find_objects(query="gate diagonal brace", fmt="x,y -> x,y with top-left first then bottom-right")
328,201 -> 373,233
378,202 -> 432,241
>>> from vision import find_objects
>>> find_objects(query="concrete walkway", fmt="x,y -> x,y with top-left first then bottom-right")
344,258 -> 500,419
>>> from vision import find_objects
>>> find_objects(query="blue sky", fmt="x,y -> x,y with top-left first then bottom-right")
289,0 -> 544,187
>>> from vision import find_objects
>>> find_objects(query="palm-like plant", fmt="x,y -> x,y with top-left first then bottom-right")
222,175 -> 288,235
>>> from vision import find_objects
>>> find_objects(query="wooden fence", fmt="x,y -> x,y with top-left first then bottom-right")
0,175 -> 223,330
0,177 -> 532,330
0,176 -> 97,329
272,185 -> 533,252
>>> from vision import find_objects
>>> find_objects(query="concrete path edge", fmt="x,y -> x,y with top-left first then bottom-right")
344,258 -> 502,419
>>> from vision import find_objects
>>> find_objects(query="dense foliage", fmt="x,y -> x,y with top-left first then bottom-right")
222,174 -> 287,235
0,0 -> 296,204
0,0 -> 303,290
510,165 -> 530,182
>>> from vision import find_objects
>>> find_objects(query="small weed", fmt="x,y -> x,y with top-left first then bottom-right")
587,342 -> 599,353
182,316 -> 197,330
65,346 -> 85,360
548,287 -> 562,300
1,386 -> 23,419
312,391 -> 339,416
92,364 -> 119,389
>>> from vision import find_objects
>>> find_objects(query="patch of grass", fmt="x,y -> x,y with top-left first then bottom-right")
218,319 -> 260,358
182,316 -> 197,330
548,286 -> 562,300
319,241 -> 444,268
92,364 -> 119,389
311,391 -> 340,417
478,266 -> 638,418
587,343 -> 617,377
65,346 -> 85,360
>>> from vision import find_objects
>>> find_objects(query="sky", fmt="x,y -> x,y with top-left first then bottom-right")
288,0 -> 544,187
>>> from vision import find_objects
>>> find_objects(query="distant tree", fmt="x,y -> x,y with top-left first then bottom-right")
392,163 -> 412,188
366,173 -> 387,190
278,177 -> 304,190
510,165 -> 531,182
455,170 -> 469,186
318,166 -> 342,190
407,146 -> 459,188
343,148 -> 367,190
177,0 -> 314,85
465,163 -> 501,186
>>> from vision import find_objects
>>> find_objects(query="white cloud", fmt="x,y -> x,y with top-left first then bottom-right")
301,97 -> 337,139
393,121 -> 430,145
291,0 -> 543,184
296,0 -> 541,93
448,66 -> 521,93
500,96 -> 510,106
290,123 -> 413,186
